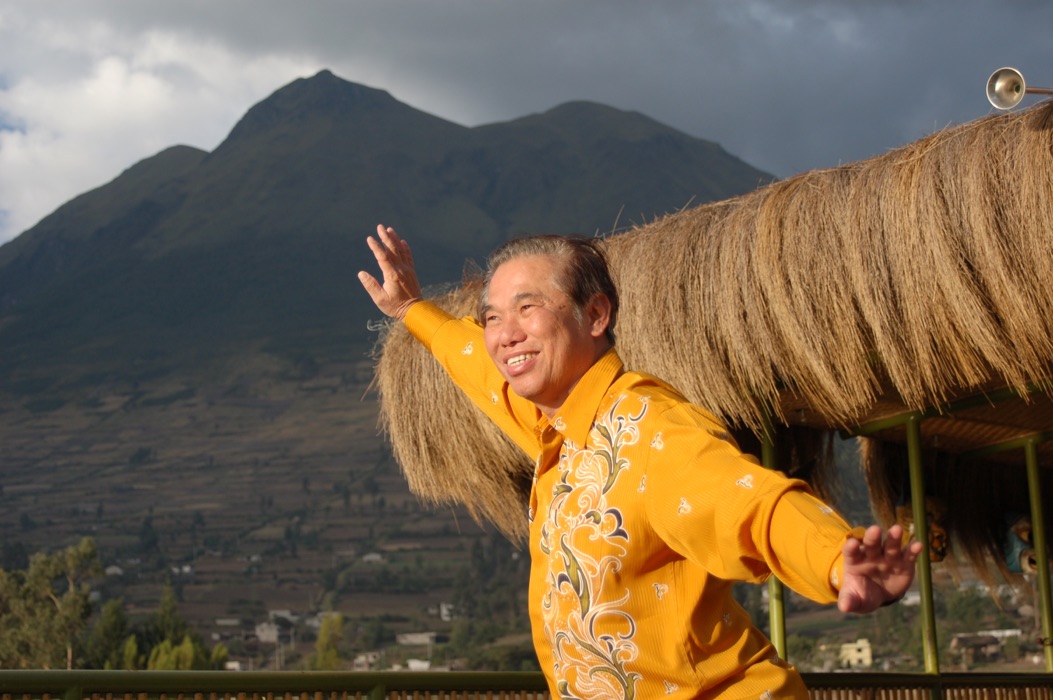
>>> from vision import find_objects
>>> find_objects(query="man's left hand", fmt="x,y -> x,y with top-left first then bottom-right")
837,524 -> 922,614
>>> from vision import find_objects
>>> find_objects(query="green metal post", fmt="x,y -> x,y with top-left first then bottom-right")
1023,439 -> 1053,671
906,415 -> 940,674
760,410 -> 787,659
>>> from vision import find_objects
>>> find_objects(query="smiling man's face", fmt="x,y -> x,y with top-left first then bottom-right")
481,255 -> 609,418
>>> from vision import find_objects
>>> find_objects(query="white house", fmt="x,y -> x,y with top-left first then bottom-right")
839,639 -> 873,669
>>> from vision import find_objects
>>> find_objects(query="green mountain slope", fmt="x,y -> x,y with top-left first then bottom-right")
0,69 -> 771,389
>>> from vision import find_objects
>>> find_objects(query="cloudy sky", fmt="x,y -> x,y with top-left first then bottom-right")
1,0 -> 1050,245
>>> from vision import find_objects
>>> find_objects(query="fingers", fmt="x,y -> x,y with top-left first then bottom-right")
356,269 -> 382,300
877,526 -> 903,560
886,524 -> 924,560
358,224 -> 422,320
369,224 -> 413,268
880,525 -> 923,565
857,525 -> 905,557
861,524 -> 885,557
366,225 -> 414,279
366,226 -> 398,273
843,525 -> 921,574
839,524 -> 921,614
381,225 -> 414,266
841,526 -> 877,564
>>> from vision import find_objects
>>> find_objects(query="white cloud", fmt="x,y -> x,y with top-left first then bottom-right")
0,10 -> 321,243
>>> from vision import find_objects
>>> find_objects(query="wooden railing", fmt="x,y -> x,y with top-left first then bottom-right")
802,673 -> 1053,700
0,670 -> 1049,700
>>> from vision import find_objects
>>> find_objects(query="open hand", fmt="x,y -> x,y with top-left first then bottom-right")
837,524 -> 922,614
357,224 -> 423,320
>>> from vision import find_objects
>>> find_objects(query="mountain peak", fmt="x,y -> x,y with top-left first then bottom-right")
219,69 -> 398,146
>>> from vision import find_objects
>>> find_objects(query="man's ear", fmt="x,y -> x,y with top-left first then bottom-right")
586,294 -> 612,339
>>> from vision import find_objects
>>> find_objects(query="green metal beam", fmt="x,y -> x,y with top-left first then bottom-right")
843,382 -> 1050,438
906,415 -> 940,674
761,407 -> 788,660
1024,439 -> 1053,672
963,430 -> 1053,459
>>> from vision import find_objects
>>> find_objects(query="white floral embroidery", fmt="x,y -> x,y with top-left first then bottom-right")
560,448 -> 571,466
761,690 -> 774,700
736,474 -> 754,489
540,397 -> 643,698
653,583 -> 669,600
553,417 -> 566,431
461,341 -> 473,355
637,476 -> 646,493
678,498 -> 692,515
818,504 -> 834,515
830,569 -> 839,588
650,432 -> 664,450
490,390 -> 499,405
664,681 -> 679,694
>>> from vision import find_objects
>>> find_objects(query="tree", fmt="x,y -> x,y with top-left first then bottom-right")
1,541 -> 28,571
786,634 -> 817,670
147,635 -> 228,670
121,636 -> 142,670
312,612 -> 344,670
128,584 -> 227,670
448,618 -> 472,654
944,586 -> 994,634
360,616 -> 387,651
82,599 -> 130,669
0,537 -> 101,669
155,584 -> 188,644
138,516 -> 160,557
148,637 -> 196,670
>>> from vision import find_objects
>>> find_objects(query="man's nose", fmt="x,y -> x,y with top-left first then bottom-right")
499,316 -> 525,345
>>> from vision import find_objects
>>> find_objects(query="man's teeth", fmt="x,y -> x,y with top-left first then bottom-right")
508,354 -> 537,367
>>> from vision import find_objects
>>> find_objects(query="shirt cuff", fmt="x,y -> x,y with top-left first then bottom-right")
829,525 -> 868,590
403,301 -> 456,349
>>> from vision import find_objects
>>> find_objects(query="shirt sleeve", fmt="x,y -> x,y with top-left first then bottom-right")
643,399 -> 854,603
403,301 -> 539,457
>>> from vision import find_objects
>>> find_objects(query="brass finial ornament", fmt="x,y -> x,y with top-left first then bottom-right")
986,67 -> 1053,110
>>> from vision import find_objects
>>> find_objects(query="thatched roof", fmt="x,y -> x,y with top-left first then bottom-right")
372,102 -> 1053,580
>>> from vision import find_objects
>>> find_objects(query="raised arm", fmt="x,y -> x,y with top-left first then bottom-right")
837,524 -> 923,614
357,224 -> 423,320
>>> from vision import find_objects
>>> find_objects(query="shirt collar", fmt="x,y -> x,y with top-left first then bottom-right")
546,348 -> 624,446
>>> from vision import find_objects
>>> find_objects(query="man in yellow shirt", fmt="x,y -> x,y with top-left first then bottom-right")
358,225 -> 921,699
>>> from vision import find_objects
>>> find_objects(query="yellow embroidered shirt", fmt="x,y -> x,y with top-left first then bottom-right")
405,302 -> 858,700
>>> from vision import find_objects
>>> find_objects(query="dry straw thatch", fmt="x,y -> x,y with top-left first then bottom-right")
372,101 -> 1053,555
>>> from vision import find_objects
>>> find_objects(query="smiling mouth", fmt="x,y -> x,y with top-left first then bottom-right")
507,353 -> 537,367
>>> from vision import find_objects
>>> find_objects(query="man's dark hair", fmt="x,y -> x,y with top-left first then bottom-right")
478,234 -> 619,344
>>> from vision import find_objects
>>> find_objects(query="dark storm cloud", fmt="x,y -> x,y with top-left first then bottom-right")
1,0 -> 1051,242
143,0 -> 1048,178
